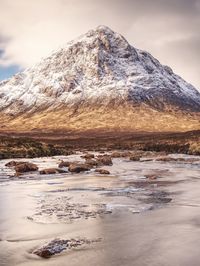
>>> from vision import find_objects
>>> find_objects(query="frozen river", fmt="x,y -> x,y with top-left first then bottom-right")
0,152 -> 200,266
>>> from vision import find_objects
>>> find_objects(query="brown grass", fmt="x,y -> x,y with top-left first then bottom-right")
0,104 -> 199,132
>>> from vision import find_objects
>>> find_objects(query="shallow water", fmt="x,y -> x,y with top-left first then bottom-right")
0,153 -> 200,266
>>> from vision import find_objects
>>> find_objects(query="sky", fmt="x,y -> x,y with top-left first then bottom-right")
0,0 -> 200,89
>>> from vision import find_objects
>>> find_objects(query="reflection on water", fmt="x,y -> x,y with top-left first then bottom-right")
0,153 -> 200,266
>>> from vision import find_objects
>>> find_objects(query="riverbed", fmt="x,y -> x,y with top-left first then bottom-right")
0,152 -> 200,266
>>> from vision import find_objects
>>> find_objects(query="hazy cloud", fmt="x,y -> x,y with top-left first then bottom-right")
0,0 -> 199,89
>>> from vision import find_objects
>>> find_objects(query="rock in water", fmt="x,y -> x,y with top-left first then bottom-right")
95,169 -> 110,175
15,162 -> 38,175
39,168 -> 66,175
85,159 -> 99,167
68,163 -> 90,173
130,155 -> 141,161
81,153 -> 95,159
96,155 -> 113,166
58,161 -> 71,168
33,238 -> 101,258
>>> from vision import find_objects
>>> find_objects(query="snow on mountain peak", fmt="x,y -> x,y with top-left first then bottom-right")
0,26 -> 200,115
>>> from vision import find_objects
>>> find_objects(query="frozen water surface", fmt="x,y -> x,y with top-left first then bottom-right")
0,152 -> 200,266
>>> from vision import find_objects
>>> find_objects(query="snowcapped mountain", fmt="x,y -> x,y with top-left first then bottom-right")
0,26 -> 199,132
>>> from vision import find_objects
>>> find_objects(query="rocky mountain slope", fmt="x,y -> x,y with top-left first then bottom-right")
0,26 -> 199,132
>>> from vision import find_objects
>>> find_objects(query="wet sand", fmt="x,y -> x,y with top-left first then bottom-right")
0,152 -> 200,266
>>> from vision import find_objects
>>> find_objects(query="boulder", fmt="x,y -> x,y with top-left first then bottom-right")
81,153 -> 95,159
39,168 -> 66,175
95,169 -> 110,175
111,151 -> 122,158
15,162 -> 38,175
34,249 -> 53,259
96,155 -> 113,165
85,159 -> 99,167
68,163 -> 90,173
33,238 -> 96,258
130,155 -> 141,161
58,160 -> 71,168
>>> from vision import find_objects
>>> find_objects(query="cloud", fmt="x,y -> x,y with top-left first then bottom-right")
0,0 -> 199,89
